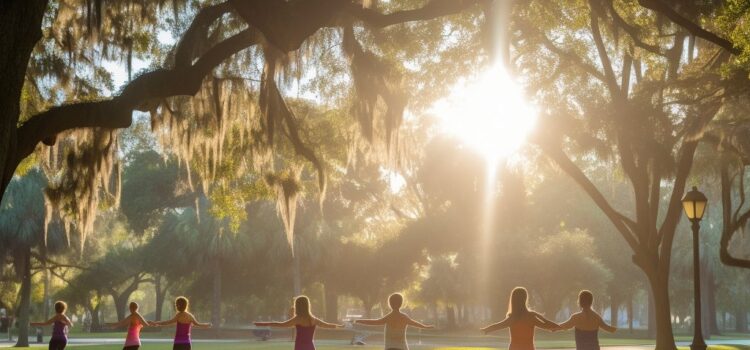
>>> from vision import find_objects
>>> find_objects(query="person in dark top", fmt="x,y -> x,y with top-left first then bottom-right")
556,290 -> 617,350
31,301 -> 73,350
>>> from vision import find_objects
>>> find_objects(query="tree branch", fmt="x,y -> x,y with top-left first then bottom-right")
15,29 -> 259,165
637,0 -> 740,55
540,143 -> 641,252
346,0 -> 489,28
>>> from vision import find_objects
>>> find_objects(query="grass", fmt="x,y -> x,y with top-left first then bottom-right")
29,343 -> 750,350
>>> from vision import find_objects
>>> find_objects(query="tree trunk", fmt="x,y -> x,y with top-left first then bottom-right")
647,270 -> 677,350
323,284 -> 338,322
14,248 -> 31,347
42,262 -> 50,319
627,294 -> 634,333
446,305 -> 457,329
703,265 -> 720,336
647,287 -> 656,338
0,0 -> 48,199
736,308 -> 748,333
362,298 -> 374,319
112,293 -> 130,322
292,246 -> 301,296
91,303 -> 102,331
211,257 -> 222,328
154,274 -> 168,321
610,292 -> 620,328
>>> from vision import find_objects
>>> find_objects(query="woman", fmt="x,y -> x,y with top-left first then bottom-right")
480,287 -> 558,350
106,302 -> 154,350
254,295 -> 342,350
355,293 -> 434,350
556,290 -> 616,350
31,301 -> 73,350
154,296 -> 211,350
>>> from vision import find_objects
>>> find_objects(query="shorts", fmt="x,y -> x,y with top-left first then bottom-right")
173,344 -> 192,350
123,346 -> 140,350
49,338 -> 67,350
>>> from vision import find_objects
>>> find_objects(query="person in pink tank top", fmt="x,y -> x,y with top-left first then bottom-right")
254,295 -> 343,350
154,296 -> 211,350
107,302 -> 155,350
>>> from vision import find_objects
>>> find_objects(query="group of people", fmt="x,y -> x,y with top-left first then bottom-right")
32,286 -> 615,350
31,296 -> 211,350
256,287 -> 616,350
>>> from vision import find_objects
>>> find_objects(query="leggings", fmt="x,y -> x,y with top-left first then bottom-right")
123,346 -> 140,350
49,338 -> 67,350
173,344 -> 192,350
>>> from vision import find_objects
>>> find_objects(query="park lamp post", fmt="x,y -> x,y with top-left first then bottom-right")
682,186 -> 708,350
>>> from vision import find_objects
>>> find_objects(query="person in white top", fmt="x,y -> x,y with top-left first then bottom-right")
355,293 -> 434,350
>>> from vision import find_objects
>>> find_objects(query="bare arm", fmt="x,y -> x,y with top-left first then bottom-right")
354,317 -> 387,326
597,314 -> 617,333
533,312 -> 560,331
480,317 -> 512,334
255,317 -> 297,328
135,312 -> 153,327
406,316 -> 434,329
154,315 -> 178,326
557,315 -> 577,331
30,316 -> 56,327
189,313 -> 211,328
314,318 -> 343,329
106,315 -> 131,328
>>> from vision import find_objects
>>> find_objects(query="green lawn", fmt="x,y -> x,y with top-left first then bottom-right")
52,343 -> 750,350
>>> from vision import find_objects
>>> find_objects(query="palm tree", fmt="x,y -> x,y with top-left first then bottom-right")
0,169 -> 65,346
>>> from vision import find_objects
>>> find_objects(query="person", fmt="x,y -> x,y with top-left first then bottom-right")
354,293 -> 434,350
555,290 -> 616,350
480,287 -> 558,350
106,302 -> 154,350
154,296 -> 211,350
31,301 -> 73,350
254,295 -> 342,350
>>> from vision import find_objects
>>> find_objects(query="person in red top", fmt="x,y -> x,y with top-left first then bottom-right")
480,287 -> 559,350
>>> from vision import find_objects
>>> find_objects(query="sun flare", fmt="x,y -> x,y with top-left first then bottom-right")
431,65 -> 538,162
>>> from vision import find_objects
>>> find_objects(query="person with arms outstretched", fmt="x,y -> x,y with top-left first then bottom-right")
355,293 -> 434,350
480,287 -> 558,350
254,295 -> 342,350
106,302 -> 154,350
153,296 -> 211,350
31,301 -> 73,350
555,290 -> 616,350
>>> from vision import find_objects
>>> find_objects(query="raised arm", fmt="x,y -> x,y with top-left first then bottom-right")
533,312 -> 560,331
314,318 -> 343,329
480,317 -> 512,334
255,317 -> 297,328
354,317 -> 387,326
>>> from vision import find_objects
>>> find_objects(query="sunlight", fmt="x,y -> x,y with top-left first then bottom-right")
431,65 -> 538,162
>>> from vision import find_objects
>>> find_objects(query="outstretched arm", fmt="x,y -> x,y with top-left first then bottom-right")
30,316 -> 57,327
597,314 -> 616,333
106,316 -> 131,329
480,317 -> 512,334
314,318 -> 343,329
154,315 -> 178,327
557,315 -> 576,331
134,313 -> 154,327
406,317 -> 434,329
533,312 -> 560,331
189,314 -> 211,328
255,317 -> 296,328
354,317 -> 387,326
